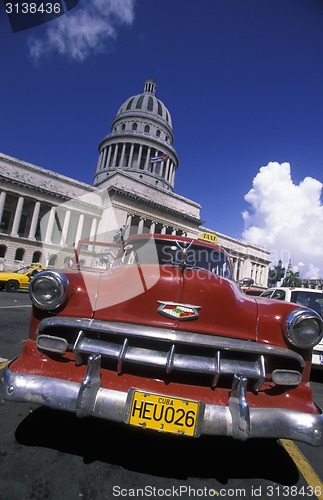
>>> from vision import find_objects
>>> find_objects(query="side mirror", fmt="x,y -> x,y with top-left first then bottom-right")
99,254 -> 111,269
241,278 -> 254,287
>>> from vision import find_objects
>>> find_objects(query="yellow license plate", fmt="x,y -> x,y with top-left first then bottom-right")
125,390 -> 202,437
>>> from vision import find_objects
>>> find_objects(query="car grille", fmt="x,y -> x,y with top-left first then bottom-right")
37,317 -> 305,391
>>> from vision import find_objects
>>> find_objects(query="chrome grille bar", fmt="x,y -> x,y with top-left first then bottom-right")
37,317 -> 305,391
71,333 -> 275,391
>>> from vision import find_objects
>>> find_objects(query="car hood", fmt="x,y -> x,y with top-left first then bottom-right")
91,265 -> 258,341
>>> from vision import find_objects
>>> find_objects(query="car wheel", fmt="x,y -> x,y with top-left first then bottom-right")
5,280 -> 19,293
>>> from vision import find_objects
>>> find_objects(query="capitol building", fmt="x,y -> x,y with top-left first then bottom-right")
0,78 -> 270,288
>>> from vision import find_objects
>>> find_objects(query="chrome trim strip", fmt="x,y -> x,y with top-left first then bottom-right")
1,365 -> 322,446
37,317 -> 306,368
73,330 -> 85,365
118,338 -> 128,375
212,351 -> 220,388
254,355 -> 266,392
166,344 -> 175,374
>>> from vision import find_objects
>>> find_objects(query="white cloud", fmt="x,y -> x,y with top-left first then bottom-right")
28,0 -> 135,61
242,162 -> 323,279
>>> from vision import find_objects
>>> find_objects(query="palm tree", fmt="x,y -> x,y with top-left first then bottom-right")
282,260 -> 302,287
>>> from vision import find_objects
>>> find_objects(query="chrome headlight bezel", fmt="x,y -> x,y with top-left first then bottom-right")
285,307 -> 323,349
29,270 -> 70,310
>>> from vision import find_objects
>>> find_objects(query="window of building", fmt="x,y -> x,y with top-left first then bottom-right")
147,97 -> 153,112
136,96 -> 144,109
18,214 -> 28,237
15,248 -> 25,261
48,254 -> 57,266
156,130 -> 161,138
144,125 -> 150,134
0,245 -> 7,258
132,123 -> 138,131
121,124 -> 126,130
157,101 -> 162,116
0,210 -> 11,233
32,251 -> 42,264
126,98 -> 134,110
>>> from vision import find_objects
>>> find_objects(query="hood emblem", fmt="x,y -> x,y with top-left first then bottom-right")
157,301 -> 201,321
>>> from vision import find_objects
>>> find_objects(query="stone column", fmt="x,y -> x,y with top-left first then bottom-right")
165,158 -> 170,180
28,201 -> 41,240
137,145 -> 143,169
170,164 -> 175,184
0,191 -> 7,229
60,209 -> 71,246
106,146 -> 112,169
128,144 -> 134,168
149,221 -> 156,234
161,225 -> 167,234
145,147 -> 151,170
120,143 -> 126,168
102,148 -> 108,169
11,196 -> 24,237
137,218 -> 144,234
112,144 -> 119,168
125,214 -> 132,238
89,217 -> 97,241
96,151 -> 103,170
75,214 -> 85,247
45,206 -> 56,243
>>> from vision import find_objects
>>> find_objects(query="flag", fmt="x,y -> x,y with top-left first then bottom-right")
150,154 -> 167,163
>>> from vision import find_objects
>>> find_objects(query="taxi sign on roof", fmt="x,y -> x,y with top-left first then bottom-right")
198,232 -> 218,244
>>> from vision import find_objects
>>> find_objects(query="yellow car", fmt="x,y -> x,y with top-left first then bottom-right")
0,264 -> 46,293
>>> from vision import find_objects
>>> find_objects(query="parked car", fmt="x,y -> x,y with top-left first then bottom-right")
1,234 -> 323,445
260,287 -> 323,369
0,264 -> 46,292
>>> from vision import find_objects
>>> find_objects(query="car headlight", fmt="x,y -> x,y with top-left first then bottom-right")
285,308 -> 323,349
29,271 -> 70,310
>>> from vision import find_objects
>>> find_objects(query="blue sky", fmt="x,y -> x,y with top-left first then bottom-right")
1,0 -> 323,278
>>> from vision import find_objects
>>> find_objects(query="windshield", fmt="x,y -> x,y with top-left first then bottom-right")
117,238 -> 233,279
291,290 -> 323,316
16,267 -> 34,274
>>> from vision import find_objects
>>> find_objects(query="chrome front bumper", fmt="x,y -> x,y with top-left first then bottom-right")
1,354 -> 323,446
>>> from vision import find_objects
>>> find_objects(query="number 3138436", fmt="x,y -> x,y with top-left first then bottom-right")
5,3 -> 62,14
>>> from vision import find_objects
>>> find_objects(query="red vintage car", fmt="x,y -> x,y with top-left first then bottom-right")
1,233 -> 323,445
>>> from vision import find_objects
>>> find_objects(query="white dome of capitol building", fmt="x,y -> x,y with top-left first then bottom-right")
94,78 -> 179,192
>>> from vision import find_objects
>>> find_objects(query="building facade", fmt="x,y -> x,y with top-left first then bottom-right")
0,78 -> 270,288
